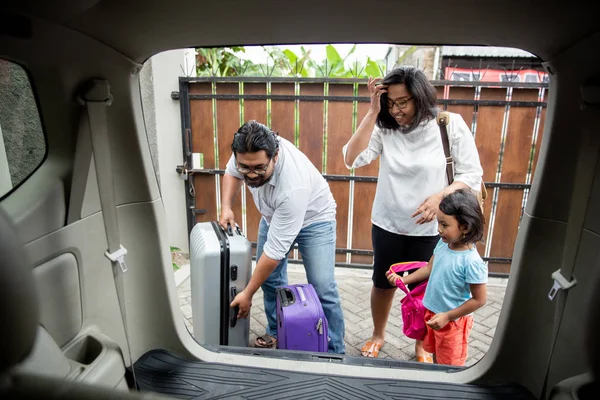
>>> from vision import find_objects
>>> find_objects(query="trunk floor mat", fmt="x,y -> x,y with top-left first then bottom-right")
133,349 -> 535,399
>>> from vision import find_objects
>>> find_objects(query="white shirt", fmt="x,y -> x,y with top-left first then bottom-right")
226,137 -> 336,260
342,112 -> 483,236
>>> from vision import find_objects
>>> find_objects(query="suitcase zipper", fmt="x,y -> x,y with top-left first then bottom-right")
316,317 -> 325,352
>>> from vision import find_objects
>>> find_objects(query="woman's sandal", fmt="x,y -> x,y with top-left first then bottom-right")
254,334 -> 277,349
361,340 -> 383,358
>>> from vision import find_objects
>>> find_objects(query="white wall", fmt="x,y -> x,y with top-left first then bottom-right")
148,49 -> 195,253
384,45 -> 440,79
0,124 -> 13,196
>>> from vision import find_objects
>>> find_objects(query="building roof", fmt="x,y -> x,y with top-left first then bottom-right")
441,46 -> 537,58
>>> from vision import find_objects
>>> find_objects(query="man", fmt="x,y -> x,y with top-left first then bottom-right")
220,120 -> 345,354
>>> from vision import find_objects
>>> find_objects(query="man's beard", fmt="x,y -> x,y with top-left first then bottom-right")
244,173 -> 273,188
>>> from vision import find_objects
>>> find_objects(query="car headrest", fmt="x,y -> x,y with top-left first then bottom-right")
0,208 -> 38,375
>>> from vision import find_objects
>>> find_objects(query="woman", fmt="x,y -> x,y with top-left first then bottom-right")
342,67 -> 483,361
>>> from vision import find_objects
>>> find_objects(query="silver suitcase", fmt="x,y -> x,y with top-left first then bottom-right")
190,221 -> 252,347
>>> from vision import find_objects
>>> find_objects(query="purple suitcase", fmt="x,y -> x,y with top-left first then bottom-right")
276,283 -> 329,352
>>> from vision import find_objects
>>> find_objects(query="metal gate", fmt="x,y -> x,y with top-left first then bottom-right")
175,76 -> 548,276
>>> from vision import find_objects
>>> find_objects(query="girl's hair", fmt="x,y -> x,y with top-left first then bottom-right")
377,66 -> 438,133
231,120 -> 279,158
439,189 -> 485,244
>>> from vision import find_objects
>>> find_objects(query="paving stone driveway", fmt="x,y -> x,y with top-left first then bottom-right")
178,264 -> 506,366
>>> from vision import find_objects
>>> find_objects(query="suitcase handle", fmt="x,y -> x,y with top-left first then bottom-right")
277,288 -> 295,306
230,287 -> 238,328
226,223 -> 244,237
296,286 -> 307,303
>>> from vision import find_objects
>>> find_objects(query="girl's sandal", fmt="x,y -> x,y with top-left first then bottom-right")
416,355 -> 434,363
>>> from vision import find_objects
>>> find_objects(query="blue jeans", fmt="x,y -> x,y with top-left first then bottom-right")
257,218 -> 346,354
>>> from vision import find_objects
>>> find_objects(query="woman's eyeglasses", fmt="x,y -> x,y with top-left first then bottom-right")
386,96 -> 413,110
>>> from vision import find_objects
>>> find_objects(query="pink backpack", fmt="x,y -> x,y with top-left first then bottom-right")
389,261 -> 429,341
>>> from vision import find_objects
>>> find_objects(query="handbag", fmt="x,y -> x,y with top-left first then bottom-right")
437,111 -> 487,212
389,261 -> 429,341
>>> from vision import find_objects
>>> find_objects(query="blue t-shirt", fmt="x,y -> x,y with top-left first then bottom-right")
422,239 -> 488,315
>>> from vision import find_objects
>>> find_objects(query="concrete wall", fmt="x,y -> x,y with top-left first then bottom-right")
140,49 -> 196,253
0,124 -> 13,195
140,58 -> 159,188
0,60 -> 46,198
385,45 -> 440,79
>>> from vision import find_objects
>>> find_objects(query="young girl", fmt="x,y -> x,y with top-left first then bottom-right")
386,189 -> 487,366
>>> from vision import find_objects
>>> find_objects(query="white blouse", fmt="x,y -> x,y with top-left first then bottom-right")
342,112 -> 483,236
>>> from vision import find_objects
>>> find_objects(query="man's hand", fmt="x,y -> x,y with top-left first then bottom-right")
385,270 -> 402,287
426,312 -> 450,330
230,290 -> 252,319
219,208 -> 236,231
411,192 -> 444,225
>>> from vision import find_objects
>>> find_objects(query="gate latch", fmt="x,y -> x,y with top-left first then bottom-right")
176,163 -> 190,180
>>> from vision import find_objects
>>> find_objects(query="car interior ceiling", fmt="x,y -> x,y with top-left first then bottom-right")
1,0 -> 600,399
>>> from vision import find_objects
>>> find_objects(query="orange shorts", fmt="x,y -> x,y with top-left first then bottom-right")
422,308 -> 474,366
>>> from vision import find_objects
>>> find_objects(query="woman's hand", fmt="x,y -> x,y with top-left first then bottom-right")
412,192 -> 444,225
367,77 -> 387,115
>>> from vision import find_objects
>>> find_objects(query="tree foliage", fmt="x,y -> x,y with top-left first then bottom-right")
195,45 -> 387,78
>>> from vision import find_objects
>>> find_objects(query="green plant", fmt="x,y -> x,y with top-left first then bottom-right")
301,45 -> 386,78
364,58 -> 386,78
195,44 -> 388,78
259,46 -> 293,76
196,47 -> 249,77
170,246 -> 182,271
283,47 -> 312,77
305,44 -> 354,77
